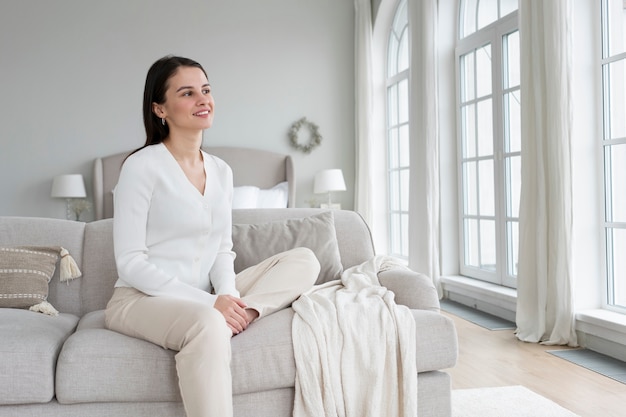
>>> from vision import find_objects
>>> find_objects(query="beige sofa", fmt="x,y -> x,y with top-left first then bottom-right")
0,209 -> 457,417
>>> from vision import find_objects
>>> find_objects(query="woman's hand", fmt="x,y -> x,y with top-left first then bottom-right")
214,295 -> 249,335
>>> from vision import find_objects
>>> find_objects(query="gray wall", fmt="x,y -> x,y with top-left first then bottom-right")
0,0 -> 355,220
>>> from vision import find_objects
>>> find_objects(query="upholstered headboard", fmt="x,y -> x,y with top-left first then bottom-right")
93,146 -> 295,220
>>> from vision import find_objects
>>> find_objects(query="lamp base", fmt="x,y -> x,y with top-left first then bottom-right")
65,199 -> 74,220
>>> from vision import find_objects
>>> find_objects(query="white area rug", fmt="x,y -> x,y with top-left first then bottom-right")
452,386 -> 580,417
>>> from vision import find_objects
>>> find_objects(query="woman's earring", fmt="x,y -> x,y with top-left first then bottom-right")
161,118 -> 166,126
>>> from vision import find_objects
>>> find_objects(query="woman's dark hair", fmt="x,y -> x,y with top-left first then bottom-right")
128,55 -> 208,158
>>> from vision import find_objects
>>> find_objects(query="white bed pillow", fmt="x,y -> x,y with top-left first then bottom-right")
232,186 -> 260,209
256,181 -> 289,208
232,182 -> 289,209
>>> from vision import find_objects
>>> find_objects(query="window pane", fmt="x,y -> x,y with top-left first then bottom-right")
603,0 -> 626,57
465,218 -> 480,267
390,214 -> 401,254
462,104 -> 477,158
461,52 -> 476,102
398,28 -> 409,73
477,99 -> 494,156
476,44 -> 493,98
400,168 -> 409,212
401,213 -> 409,257
500,0 -> 518,17
507,220 -> 519,276
606,59 -> 626,139
607,228 -> 626,308
464,161 -> 478,216
399,124 -> 410,167
505,90 -> 521,153
388,84 -> 398,126
480,219 -> 496,271
461,0 -> 478,38
479,159 -> 495,216
504,30 -> 520,89
389,127 -> 399,168
605,144 -> 626,223
392,0 -> 408,36
389,170 -> 400,211
477,0 -> 498,31
388,35 -> 398,77
398,78 -> 409,124
507,155 -> 521,218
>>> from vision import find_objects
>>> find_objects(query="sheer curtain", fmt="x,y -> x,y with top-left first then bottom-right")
353,0 -> 374,226
516,0 -> 577,346
407,0 -> 441,293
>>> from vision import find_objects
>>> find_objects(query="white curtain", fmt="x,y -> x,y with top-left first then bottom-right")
354,0 -> 374,226
407,0 -> 441,294
516,0 -> 577,346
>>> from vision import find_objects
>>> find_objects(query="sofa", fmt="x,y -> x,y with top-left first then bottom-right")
0,208 -> 458,417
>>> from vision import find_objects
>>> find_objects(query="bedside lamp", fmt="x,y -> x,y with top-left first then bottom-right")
314,169 -> 346,209
51,174 -> 87,220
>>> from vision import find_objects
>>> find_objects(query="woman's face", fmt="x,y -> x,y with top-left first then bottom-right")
154,66 -> 214,132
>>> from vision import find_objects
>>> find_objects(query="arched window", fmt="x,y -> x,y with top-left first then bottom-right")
386,0 -> 409,259
601,0 -> 626,310
456,0 -> 519,287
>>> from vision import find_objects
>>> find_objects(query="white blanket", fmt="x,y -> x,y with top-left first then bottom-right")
292,256 -> 417,417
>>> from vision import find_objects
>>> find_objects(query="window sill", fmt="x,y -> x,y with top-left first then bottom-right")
441,275 -> 626,362
440,275 -> 517,323
576,310 -> 626,362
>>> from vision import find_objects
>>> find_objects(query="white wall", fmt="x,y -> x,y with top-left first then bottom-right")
0,0 -> 355,220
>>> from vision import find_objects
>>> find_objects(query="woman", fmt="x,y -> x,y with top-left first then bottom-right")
105,55 -> 320,417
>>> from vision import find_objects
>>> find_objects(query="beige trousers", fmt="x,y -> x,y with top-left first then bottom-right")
105,247 -> 320,417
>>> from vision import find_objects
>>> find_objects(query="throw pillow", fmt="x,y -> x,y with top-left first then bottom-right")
232,211 -> 343,285
0,246 -> 81,316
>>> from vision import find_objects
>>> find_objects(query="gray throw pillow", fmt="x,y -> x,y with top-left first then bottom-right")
0,246 -> 60,309
232,211 -> 343,285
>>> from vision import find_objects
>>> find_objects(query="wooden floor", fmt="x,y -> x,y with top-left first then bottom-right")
442,311 -> 626,417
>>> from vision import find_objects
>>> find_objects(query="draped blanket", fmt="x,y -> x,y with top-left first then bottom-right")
292,256 -> 417,417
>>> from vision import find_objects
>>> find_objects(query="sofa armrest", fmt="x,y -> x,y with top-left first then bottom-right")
378,268 -> 440,312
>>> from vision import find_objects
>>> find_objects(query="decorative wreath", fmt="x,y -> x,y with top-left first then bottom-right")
288,117 -> 322,154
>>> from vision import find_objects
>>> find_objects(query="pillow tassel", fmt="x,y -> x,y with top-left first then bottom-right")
59,247 -> 82,282
29,301 -> 59,316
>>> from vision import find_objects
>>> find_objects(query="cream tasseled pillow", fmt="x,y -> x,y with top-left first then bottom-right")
0,246 -> 81,315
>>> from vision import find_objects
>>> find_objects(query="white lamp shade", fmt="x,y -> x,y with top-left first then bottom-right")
314,169 -> 346,194
51,174 -> 87,198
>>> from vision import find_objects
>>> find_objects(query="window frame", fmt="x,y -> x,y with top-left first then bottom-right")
455,11 -> 519,287
600,0 -> 626,312
385,0 -> 410,260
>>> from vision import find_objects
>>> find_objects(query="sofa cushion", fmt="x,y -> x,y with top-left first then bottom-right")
0,308 -> 79,405
56,308 -> 298,403
233,211 -> 342,285
56,310 -> 179,404
56,308 -> 458,405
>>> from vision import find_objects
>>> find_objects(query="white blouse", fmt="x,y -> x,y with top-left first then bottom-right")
113,143 -> 239,306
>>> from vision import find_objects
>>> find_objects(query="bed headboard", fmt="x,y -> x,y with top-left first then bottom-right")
93,146 -> 295,220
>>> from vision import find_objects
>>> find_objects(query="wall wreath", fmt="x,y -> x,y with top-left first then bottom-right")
288,117 -> 322,154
